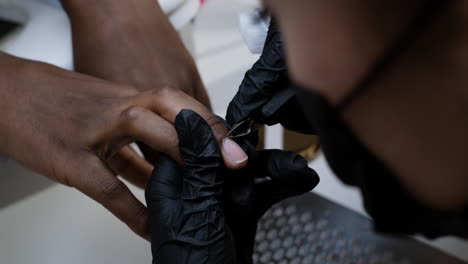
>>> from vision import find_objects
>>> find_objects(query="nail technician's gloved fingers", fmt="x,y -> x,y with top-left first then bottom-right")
146,156 -> 182,202
145,156 -> 183,262
146,110 -> 236,264
175,110 -> 227,247
223,149 -> 320,264
266,96 -> 317,134
175,109 -> 222,166
254,150 -> 320,188
147,156 -> 234,264
253,150 -> 320,210
226,19 -> 288,126
226,20 -> 316,134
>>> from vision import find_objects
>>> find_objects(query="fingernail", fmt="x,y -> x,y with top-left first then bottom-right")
222,138 -> 248,164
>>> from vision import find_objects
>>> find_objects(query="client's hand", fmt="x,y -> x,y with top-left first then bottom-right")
62,0 -> 248,169
0,52 -> 190,240
226,20 -> 314,134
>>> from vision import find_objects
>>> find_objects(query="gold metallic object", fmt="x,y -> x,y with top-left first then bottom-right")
283,130 -> 320,162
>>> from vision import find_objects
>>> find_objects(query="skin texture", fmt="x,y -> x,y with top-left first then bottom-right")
61,0 -> 248,171
0,52 -> 183,239
0,0 -> 248,241
265,0 -> 468,210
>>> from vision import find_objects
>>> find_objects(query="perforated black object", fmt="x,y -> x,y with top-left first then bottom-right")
253,193 -> 467,264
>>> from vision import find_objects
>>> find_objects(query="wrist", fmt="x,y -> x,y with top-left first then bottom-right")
0,53 -> 27,157
60,0 -> 130,13
61,0 -> 166,24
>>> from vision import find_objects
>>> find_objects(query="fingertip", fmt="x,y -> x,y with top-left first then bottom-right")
174,109 -> 195,135
221,138 -> 249,169
222,153 -> 248,171
224,158 -> 249,170
304,167 -> 320,186
290,152 -> 310,170
174,109 -> 212,144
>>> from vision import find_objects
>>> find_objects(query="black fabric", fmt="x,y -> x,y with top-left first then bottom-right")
226,20 -> 315,134
296,87 -> 468,239
146,110 -> 319,264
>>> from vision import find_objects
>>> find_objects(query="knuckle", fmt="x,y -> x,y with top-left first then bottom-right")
120,106 -> 144,124
151,86 -> 179,98
205,114 -> 223,128
99,179 -> 128,202
115,85 -> 139,98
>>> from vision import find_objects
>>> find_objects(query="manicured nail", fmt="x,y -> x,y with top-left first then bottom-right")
222,138 -> 248,164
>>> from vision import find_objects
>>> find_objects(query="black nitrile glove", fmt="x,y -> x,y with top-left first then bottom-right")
146,110 -> 319,264
226,19 -> 315,134
224,149 -> 319,264
145,109 -> 235,264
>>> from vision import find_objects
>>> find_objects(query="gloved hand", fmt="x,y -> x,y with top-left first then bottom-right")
224,149 -> 319,264
145,109 -> 235,264
146,110 -> 319,264
226,19 -> 315,134
225,20 -> 320,260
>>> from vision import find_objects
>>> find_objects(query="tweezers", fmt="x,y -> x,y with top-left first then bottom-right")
226,118 -> 257,139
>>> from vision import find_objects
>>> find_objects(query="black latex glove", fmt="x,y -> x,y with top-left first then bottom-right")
224,149 -> 319,264
146,110 -> 319,264
226,19 -> 315,134
145,109 -> 235,264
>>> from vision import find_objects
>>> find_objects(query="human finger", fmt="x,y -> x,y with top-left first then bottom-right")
107,146 -> 153,189
136,89 -> 248,169
71,154 -> 151,240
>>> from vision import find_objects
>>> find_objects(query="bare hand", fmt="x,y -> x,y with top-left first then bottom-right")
62,0 -> 248,170
0,53 -> 202,239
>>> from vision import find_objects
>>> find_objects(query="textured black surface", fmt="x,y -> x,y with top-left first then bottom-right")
226,19 -> 314,134
146,110 -> 233,264
146,110 -> 319,264
254,193 -> 467,264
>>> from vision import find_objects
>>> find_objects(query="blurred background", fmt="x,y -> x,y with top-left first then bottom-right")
0,0 -> 467,263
